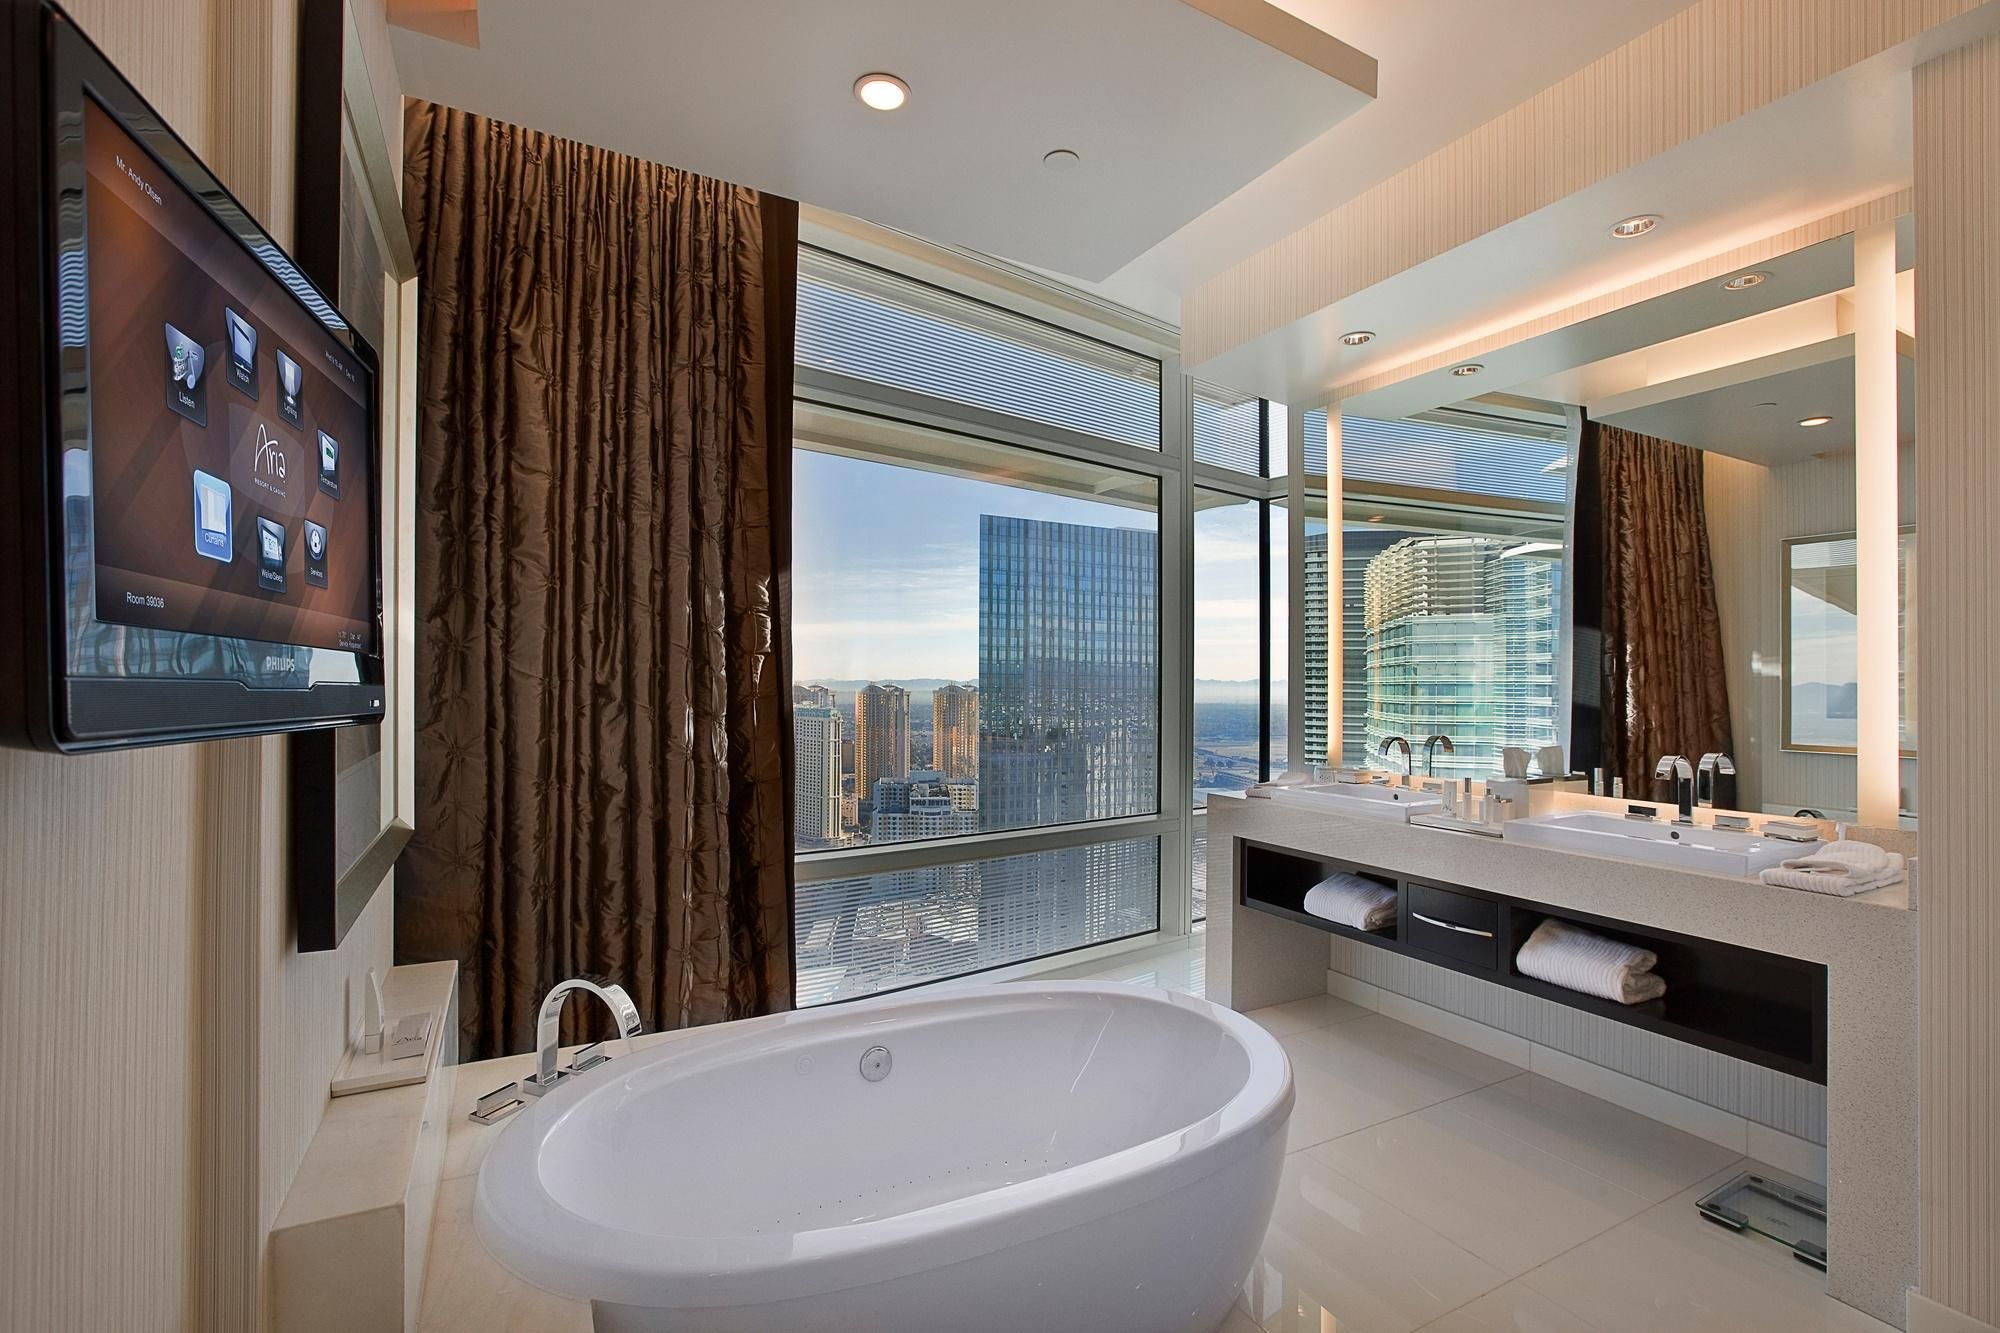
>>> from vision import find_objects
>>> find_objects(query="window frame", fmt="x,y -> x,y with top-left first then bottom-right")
790,231 -> 1196,999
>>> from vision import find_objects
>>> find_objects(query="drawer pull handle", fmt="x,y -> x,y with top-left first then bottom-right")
1411,911 -> 1495,939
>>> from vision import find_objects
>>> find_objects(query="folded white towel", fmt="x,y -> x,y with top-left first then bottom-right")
1301,873 -> 1397,932
1759,843 -> 1906,897
1516,918 -> 1666,1005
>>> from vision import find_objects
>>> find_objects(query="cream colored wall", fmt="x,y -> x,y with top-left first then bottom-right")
0,3 -> 403,1330
1914,32 -> 2000,1329
1704,448 -> 1918,819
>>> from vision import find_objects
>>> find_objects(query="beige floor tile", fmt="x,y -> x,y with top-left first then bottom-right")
1245,991 -> 1373,1037
419,1176 -> 591,1333
1519,1164 -> 1896,1333
1311,1098 -> 1653,1277
1418,1281 -> 1603,1332
1244,1152 -> 1507,1333
1280,1016 -> 1523,1151
1447,1073 -> 1743,1203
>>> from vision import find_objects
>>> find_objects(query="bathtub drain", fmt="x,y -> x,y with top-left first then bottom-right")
858,1045 -> 893,1082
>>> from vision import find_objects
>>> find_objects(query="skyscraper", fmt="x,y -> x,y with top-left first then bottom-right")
1302,527 -> 1405,770
977,515 -> 1159,957
793,682 -> 836,710
1362,535 -> 1558,776
793,705 -> 843,846
931,683 -> 979,783
854,682 -> 910,814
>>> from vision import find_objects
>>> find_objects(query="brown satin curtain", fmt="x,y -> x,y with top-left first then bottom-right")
1582,420 -> 1733,793
397,101 -> 797,1059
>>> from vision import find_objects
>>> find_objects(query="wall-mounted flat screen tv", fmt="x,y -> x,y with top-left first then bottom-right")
0,3 -> 384,752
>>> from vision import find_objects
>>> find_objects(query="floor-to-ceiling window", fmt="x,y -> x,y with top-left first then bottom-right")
790,245 -> 1187,1004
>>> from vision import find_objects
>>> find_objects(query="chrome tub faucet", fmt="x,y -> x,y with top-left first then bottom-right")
1422,734 -> 1454,777
1379,735 -> 1411,777
1655,755 -> 1696,825
520,977 -> 644,1098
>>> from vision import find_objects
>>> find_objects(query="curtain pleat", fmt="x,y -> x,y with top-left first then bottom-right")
1585,420 -> 1734,794
396,101 -> 796,1059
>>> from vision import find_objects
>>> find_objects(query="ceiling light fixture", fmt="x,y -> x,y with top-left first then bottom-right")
1609,214 -> 1661,239
1340,330 -> 1375,346
1752,401 -> 1779,410
1722,271 -> 1771,291
853,73 -> 910,112
1449,363 -> 1483,377
1798,415 -> 1834,427
1042,148 -> 1080,171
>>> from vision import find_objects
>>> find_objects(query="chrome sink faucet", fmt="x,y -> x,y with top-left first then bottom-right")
1655,755 -> 1696,825
1422,734 -> 1455,777
520,977 -> 644,1097
1696,752 -> 1735,808
1379,735 -> 1411,777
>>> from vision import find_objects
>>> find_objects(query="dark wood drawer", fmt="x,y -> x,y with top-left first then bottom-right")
1406,883 -> 1499,971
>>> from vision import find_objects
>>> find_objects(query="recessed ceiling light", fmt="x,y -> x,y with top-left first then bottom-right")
1340,330 -> 1375,346
1042,148 -> 1080,171
1722,270 -> 1771,291
1752,401 -> 1779,410
1610,214 -> 1661,239
854,73 -> 909,112
1366,514 -> 1384,523
1449,363 -> 1484,377
1798,415 -> 1834,427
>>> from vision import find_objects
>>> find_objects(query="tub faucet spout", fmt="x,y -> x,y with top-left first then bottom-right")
520,977 -> 643,1097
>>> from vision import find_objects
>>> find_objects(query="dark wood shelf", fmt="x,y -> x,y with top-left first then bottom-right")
1237,837 -> 1827,1084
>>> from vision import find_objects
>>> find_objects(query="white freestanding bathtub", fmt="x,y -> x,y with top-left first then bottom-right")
475,981 -> 1293,1333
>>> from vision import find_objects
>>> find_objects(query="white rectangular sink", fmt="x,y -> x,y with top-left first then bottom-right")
1502,810 -> 1819,878
1266,781 -> 1442,822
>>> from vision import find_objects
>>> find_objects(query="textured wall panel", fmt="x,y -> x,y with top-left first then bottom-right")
1914,32 -> 2000,1326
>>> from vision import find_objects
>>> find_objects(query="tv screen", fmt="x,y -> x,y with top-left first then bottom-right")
0,4 -> 386,751
82,97 -> 378,658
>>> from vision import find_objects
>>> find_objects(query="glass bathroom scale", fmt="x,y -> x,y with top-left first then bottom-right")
1695,1171 -> 1828,1269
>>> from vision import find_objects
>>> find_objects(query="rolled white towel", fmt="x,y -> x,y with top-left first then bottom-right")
1516,918 -> 1666,1005
1301,873 -> 1397,932
1760,846 -> 1906,897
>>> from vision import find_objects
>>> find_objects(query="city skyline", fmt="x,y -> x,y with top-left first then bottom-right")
793,448 -> 1267,682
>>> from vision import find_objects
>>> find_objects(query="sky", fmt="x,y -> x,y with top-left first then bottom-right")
793,449 -> 1264,683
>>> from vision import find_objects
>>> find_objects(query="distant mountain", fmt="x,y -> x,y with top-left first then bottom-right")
1194,679 -> 1281,703
1792,680 -> 1858,721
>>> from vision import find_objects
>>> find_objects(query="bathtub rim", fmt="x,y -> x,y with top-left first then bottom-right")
474,981 -> 1293,1310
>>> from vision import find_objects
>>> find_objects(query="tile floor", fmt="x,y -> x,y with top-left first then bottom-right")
1071,936 -> 1890,1333
419,934 -> 1888,1333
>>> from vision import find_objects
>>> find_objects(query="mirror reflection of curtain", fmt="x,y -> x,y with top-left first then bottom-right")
396,101 -> 798,1060
1573,419 -> 1733,794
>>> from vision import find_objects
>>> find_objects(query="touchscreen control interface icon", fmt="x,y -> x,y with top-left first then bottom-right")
303,520 -> 329,588
164,322 -> 208,426
275,348 -> 304,428
316,430 -> 340,498
255,516 -> 286,593
224,308 -> 258,398
192,470 -> 232,563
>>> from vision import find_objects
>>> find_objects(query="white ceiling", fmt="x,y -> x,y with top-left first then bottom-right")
1597,338 -> 1917,466
1195,54 -> 1918,402
386,0 -> 1374,282
1087,0 -> 1702,320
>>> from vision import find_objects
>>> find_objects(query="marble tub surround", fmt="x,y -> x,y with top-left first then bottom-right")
1207,797 -> 1917,1328
271,961 -> 461,1333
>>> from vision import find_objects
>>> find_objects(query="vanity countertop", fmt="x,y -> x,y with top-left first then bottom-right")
1226,791 -> 1912,955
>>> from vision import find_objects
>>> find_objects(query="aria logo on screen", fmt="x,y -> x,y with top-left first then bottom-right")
250,421 -> 290,496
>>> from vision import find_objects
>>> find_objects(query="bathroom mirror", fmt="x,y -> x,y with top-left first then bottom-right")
1336,222 -> 1919,826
